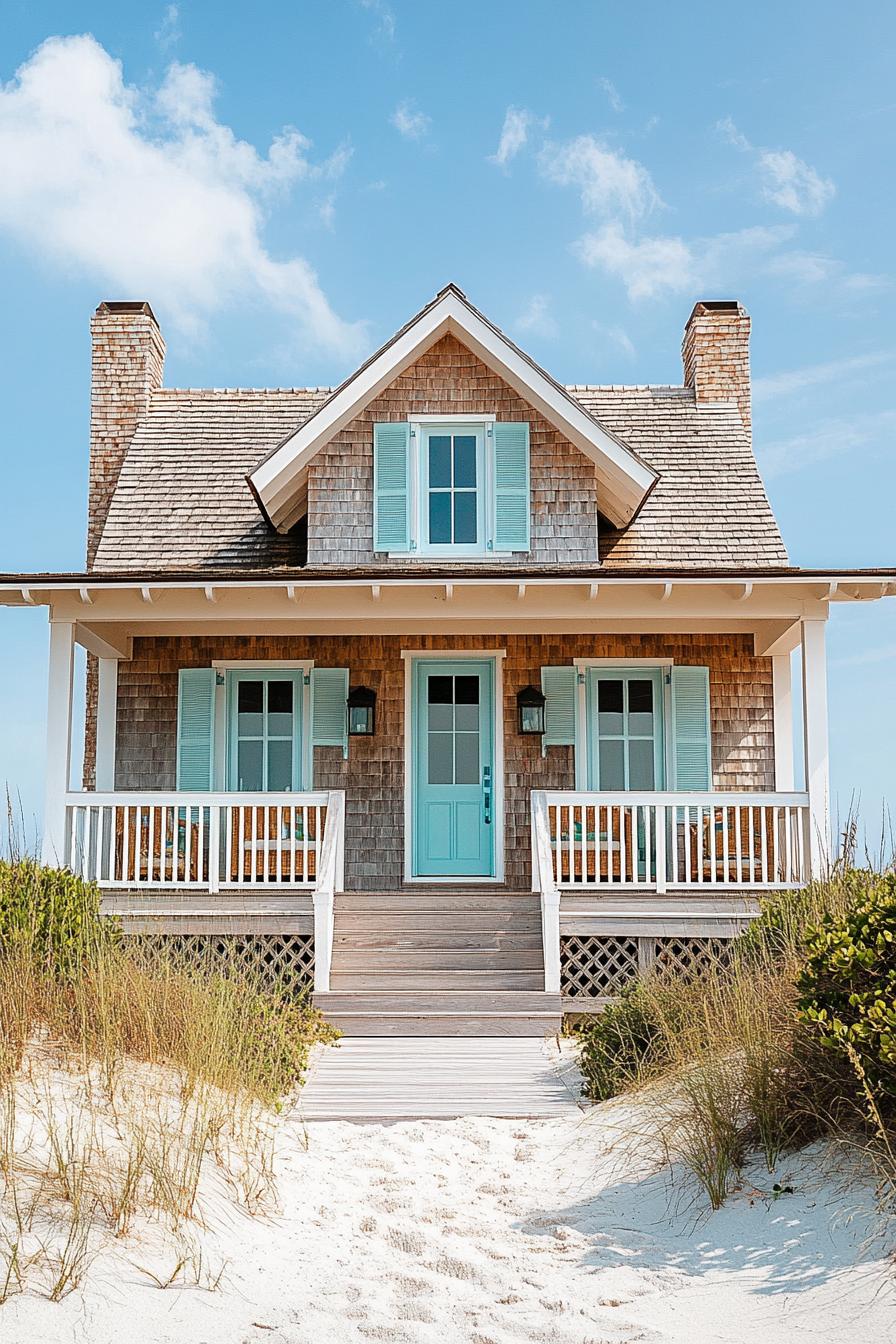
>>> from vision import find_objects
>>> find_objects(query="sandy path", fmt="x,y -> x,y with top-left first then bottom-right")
5,1104 -> 894,1344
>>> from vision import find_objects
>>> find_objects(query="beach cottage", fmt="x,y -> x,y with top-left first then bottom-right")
3,285 -> 894,1033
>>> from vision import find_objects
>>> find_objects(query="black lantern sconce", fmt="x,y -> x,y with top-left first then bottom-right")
517,684 -> 546,735
347,685 -> 377,736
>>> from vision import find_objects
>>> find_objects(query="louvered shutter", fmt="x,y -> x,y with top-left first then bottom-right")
492,422 -> 530,552
373,422 -> 411,552
311,668 -> 349,759
541,665 -> 577,748
671,666 -> 712,790
176,668 -> 216,790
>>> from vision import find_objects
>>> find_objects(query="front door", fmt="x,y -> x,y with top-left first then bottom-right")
412,659 -> 495,877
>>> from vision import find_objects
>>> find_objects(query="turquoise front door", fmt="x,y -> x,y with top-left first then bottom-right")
412,659 -> 495,877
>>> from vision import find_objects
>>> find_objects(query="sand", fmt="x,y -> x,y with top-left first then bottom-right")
3,1077 -> 894,1344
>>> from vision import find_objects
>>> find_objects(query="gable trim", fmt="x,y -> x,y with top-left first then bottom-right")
247,285 -> 658,533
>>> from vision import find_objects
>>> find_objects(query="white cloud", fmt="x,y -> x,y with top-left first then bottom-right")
514,294 -> 558,340
718,118 -> 835,217
598,78 -> 624,113
489,106 -> 542,168
754,351 -> 894,401
574,223 -> 792,301
359,0 -> 396,43
760,410 -> 896,478
539,134 -> 661,222
391,100 -> 430,140
154,4 -> 180,50
0,35 -> 362,350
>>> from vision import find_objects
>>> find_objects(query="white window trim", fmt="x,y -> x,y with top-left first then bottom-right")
211,660 -> 314,791
572,657 -> 674,790
386,417 -> 516,561
401,649 -> 506,883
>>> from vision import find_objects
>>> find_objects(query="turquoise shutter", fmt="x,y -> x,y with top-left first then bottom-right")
373,422 -> 411,552
176,668 -> 216,790
541,665 -> 577,749
492,422 -> 531,552
311,668 -> 349,759
671,666 -> 712,790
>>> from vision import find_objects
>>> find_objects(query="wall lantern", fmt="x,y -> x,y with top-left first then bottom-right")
347,685 -> 377,736
517,684 -> 546,735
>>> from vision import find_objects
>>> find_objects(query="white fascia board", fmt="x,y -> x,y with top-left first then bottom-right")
249,290 -> 657,531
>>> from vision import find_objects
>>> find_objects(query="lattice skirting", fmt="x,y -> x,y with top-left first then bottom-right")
125,933 -> 315,996
561,934 -> 733,1002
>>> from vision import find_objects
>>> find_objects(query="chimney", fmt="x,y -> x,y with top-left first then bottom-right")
87,301 -> 165,566
681,300 -> 751,436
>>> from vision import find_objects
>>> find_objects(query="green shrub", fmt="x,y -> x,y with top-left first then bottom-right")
577,982 -> 672,1101
798,873 -> 896,1108
0,859 -> 117,973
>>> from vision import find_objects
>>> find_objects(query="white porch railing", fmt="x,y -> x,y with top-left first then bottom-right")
532,790 -> 811,894
63,791 -> 346,991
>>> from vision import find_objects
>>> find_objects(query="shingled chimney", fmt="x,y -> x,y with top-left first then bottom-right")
87,301 -> 165,566
682,300 -> 751,436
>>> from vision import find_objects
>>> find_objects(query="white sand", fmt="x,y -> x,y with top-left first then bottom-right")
4,1076 -> 894,1344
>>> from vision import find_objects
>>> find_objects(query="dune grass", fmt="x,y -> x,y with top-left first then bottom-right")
0,858 -> 336,1303
577,866 -> 896,1214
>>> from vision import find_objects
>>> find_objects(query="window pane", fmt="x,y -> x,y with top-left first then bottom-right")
428,676 -> 452,704
237,739 -> 263,790
238,681 -> 263,714
597,679 -> 624,735
453,491 -> 477,544
428,703 -> 453,731
628,680 -> 654,736
429,491 -> 451,544
268,739 -> 293,791
429,435 -> 451,488
598,739 -> 625,789
453,436 -> 477,488
428,732 -> 453,784
455,676 -> 479,705
629,739 -> 655,790
455,703 -> 478,732
268,681 -> 293,714
455,732 -> 480,784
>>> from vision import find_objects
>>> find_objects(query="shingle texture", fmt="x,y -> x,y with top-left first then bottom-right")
92,368 -> 787,573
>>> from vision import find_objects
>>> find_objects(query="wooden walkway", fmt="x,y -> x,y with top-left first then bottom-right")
296,1036 -> 586,1121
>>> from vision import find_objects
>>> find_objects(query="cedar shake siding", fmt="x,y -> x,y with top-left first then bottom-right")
113,633 -> 775,891
305,335 -> 600,566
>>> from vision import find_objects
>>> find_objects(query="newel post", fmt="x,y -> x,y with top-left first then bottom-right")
801,619 -> 831,877
41,619 -> 76,867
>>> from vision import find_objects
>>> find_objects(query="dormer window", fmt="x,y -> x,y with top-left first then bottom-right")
372,417 -> 531,558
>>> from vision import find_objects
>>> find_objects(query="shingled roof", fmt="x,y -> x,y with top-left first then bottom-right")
91,382 -> 787,573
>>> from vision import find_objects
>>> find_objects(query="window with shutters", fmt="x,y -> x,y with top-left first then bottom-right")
373,419 -> 530,558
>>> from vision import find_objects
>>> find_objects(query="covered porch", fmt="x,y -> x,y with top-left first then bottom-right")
3,567 -> 889,1015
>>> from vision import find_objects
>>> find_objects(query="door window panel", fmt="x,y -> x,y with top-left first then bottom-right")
427,674 -> 481,785
232,675 -> 300,790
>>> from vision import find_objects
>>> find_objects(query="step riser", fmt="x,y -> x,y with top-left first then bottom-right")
337,898 -> 540,912
315,991 -> 562,1012
332,952 -> 544,971
334,917 -> 542,934
329,973 -> 546,992
333,933 -> 543,951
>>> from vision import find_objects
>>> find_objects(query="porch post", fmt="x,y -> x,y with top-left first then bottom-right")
771,654 -> 795,791
801,619 -> 830,876
95,657 -> 119,790
41,619 -> 76,866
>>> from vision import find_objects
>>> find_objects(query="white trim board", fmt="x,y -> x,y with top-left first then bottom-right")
248,285 -> 656,532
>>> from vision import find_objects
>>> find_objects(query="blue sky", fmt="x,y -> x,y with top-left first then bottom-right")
0,1 -> 894,846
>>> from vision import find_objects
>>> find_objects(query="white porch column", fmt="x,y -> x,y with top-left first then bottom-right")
41,619 -> 75,866
801,619 -> 830,876
772,654 -> 795,791
95,657 -> 119,790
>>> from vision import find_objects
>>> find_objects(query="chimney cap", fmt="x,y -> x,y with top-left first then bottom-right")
95,300 -> 159,325
686,299 -> 747,323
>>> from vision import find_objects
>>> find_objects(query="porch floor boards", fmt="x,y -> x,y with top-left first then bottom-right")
296,1036 -> 584,1119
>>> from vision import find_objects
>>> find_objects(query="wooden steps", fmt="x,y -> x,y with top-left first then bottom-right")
313,991 -> 562,1037
321,890 -> 557,1035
